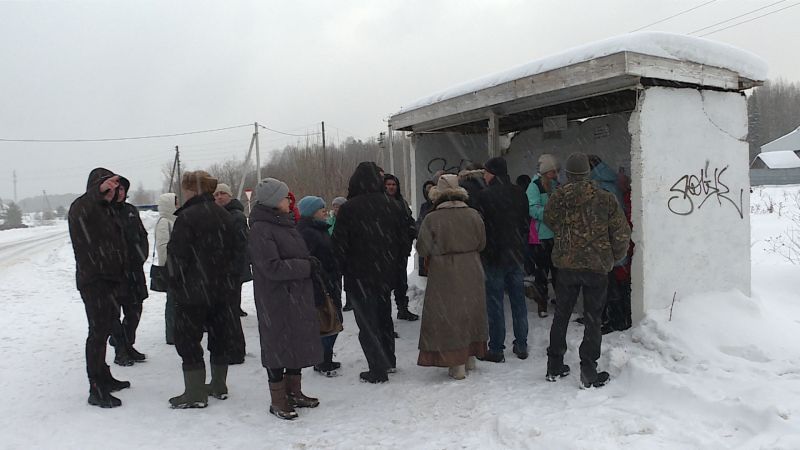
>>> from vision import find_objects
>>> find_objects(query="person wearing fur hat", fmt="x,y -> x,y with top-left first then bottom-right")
526,153 -> 560,318
458,162 -> 487,210
416,175 -> 488,380
475,156 -> 530,363
297,195 -> 343,377
108,176 -> 150,367
213,182 -> 251,365
543,152 -> 630,389
167,170 -> 238,409
327,196 -> 346,236
249,178 -> 323,420
332,162 -> 410,383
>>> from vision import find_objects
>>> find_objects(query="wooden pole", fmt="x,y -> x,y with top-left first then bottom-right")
236,133 -> 257,200
388,125 -> 395,175
254,122 -> 262,182
175,146 -> 183,205
322,121 -> 327,196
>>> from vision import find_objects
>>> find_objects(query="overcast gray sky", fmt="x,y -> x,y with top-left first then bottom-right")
1,0 -> 798,201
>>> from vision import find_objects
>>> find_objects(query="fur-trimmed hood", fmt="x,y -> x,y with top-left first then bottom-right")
429,174 -> 468,206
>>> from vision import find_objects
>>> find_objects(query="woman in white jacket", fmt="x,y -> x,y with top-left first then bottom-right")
155,193 -> 177,344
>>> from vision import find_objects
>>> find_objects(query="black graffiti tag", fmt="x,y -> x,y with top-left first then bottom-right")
427,157 -> 473,175
667,165 -> 744,219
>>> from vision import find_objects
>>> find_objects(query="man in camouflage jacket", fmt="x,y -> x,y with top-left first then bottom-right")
543,152 -> 631,388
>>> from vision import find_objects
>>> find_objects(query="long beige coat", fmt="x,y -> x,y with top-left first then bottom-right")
416,199 -> 487,365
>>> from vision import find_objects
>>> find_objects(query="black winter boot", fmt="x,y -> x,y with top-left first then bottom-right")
114,348 -> 135,367
359,370 -> 388,384
88,380 -> 122,408
546,364 -> 571,382
581,371 -> 610,389
127,346 -> 146,362
169,367 -> 208,409
397,307 -> 419,321
101,366 -> 131,392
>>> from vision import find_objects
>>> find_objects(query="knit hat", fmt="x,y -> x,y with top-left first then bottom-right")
298,196 -> 326,218
181,170 -> 218,194
255,177 -> 289,208
565,152 -> 591,179
484,157 -> 508,176
214,183 -> 233,196
332,196 -> 347,207
538,154 -> 558,174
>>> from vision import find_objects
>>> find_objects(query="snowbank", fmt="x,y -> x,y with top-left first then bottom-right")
398,31 -> 768,113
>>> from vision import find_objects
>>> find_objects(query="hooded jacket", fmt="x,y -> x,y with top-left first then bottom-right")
333,162 -> 411,292
223,198 -> 253,283
68,168 -> 127,290
385,173 -> 417,246
167,193 -> 238,306
526,174 -> 558,240
543,179 -> 631,273
590,161 -> 624,208
155,193 -> 177,266
113,196 -> 149,303
458,169 -> 486,210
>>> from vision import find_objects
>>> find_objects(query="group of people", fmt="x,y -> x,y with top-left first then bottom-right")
68,150 -> 631,420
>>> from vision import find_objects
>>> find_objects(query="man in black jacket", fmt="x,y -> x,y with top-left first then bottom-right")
109,176 -> 149,366
214,182 -> 251,365
476,157 -> 530,362
68,168 -> 131,408
384,173 -> 418,321
332,162 -> 409,383
168,171 -> 238,408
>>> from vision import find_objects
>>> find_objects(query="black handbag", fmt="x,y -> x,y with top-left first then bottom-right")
150,264 -> 168,293
149,218 -> 170,293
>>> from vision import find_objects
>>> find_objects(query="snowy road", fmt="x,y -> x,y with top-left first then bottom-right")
1,191 -> 800,449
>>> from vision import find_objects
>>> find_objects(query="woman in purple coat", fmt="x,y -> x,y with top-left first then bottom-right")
248,177 -> 323,420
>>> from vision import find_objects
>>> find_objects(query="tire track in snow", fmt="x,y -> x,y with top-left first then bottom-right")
0,229 -> 69,269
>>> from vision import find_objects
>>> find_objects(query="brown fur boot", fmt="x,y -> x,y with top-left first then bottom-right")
286,374 -> 320,408
268,380 -> 298,420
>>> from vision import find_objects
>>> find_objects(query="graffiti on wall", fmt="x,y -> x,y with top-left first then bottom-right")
427,157 -> 473,175
667,164 -> 744,219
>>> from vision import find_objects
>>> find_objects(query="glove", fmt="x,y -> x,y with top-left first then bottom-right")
307,256 -> 322,274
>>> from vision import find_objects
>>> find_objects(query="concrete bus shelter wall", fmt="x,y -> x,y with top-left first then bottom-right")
629,87 -> 751,321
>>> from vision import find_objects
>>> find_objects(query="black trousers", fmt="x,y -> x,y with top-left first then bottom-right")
392,257 -> 410,309
349,285 -> 395,373
111,301 -> 142,349
604,272 -> 632,331
227,284 -> 246,360
547,269 -> 608,379
531,239 -> 557,299
80,280 -> 121,381
174,298 -> 230,369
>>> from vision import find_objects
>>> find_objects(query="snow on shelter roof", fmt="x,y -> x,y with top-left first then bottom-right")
754,151 -> 800,169
761,127 -> 800,153
395,31 -> 767,115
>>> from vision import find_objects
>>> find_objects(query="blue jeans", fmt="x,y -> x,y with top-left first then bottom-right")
484,264 -> 528,353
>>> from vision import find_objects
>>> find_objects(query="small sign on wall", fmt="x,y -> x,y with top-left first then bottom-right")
543,114 -> 568,133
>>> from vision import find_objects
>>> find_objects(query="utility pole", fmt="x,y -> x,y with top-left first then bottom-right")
13,170 -> 17,202
175,146 -> 183,205
321,121 -> 326,195
388,125 -> 394,175
254,122 -> 262,182
236,132 -> 257,200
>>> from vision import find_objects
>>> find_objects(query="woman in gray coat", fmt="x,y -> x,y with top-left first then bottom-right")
416,174 -> 488,380
248,178 -> 323,420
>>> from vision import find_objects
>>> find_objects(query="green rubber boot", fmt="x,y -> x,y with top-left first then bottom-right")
207,364 -> 229,400
169,366 -> 208,409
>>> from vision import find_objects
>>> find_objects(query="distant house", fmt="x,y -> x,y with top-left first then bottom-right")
750,126 -> 800,185
750,150 -> 800,169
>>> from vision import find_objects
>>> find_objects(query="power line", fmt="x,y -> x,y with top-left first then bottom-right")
258,124 -> 321,137
698,1 -> 800,36
0,123 -> 253,143
630,0 -> 718,32
688,0 -> 786,34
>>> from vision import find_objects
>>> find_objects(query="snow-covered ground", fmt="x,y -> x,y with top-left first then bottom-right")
1,187 -> 799,449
